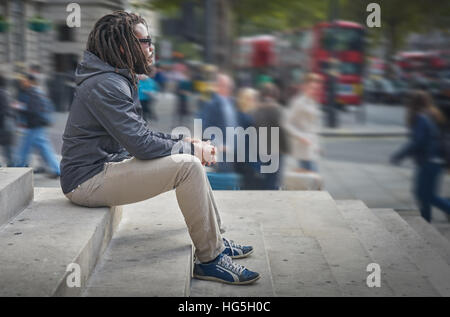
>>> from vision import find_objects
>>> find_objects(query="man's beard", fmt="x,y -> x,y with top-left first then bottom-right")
135,54 -> 155,77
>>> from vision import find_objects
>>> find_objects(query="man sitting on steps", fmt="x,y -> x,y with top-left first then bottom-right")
59,11 -> 259,285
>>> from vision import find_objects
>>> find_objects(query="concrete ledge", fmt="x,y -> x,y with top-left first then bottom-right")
199,191 -> 390,296
84,190 -> 192,297
0,187 -> 122,296
373,208 -> 450,296
262,227 -> 341,296
400,215 -> 450,266
336,201 -> 437,296
0,168 -> 33,228
190,219 -> 275,297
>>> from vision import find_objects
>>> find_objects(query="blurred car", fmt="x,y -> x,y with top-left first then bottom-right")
409,75 -> 440,95
362,78 -> 378,103
379,79 -> 399,104
391,79 -> 410,105
368,78 -> 402,105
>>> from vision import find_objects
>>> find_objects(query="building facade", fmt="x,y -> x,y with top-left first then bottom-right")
0,0 -> 159,78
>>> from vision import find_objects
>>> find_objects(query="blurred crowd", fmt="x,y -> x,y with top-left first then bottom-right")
137,61 -> 326,190
0,60 -> 326,189
135,60 -> 450,222
1,57 -> 450,225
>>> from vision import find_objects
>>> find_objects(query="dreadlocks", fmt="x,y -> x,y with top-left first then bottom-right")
86,11 -> 153,88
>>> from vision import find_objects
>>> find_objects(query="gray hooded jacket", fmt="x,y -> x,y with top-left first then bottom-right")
60,51 -> 193,194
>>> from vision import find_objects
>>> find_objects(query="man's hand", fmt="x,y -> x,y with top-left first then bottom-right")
201,140 -> 217,166
184,137 -> 217,166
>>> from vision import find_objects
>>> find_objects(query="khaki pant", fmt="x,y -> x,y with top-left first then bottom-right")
65,154 -> 225,263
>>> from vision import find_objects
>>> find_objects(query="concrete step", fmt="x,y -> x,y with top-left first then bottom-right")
0,168 -> 33,228
396,209 -> 450,245
78,190 -> 450,297
190,216 -> 275,297
189,191 -> 341,296
83,190 -> 388,297
84,191 -> 192,297
434,223 -> 450,243
284,192 -> 388,296
204,191 -> 387,296
372,208 -> 450,296
262,227 -> 341,296
400,214 -> 450,266
0,187 -> 122,296
336,200 -> 438,296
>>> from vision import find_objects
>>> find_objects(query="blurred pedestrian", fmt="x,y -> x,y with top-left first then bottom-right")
14,74 -> 60,178
252,82 -> 290,190
198,73 -> 239,173
0,74 -> 16,167
153,64 -> 168,93
138,74 -> 159,121
391,90 -> 450,222
284,73 -> 323,173
166,63 -> 183,94
324,58 -> 339,128
174,67 -> 193,127
30,64 -> 48,94
234,87 -> 261,189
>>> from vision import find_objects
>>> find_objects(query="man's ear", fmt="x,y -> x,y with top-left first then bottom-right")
119,45 -> 124,54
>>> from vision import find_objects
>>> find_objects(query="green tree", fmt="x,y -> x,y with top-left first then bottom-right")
341,0 -> 450,74
232,0 -> 327,35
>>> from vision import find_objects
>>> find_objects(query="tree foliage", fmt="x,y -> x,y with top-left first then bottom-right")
146,0 -> 327,34
146,0 -> 449,39
341,0 -> 450,49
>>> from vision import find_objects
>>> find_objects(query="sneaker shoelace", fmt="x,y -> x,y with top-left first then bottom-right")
224,238 -> 244,250
218,255 -> 246,275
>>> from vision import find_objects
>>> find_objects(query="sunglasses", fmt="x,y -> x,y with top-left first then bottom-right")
138,37 -> 152,46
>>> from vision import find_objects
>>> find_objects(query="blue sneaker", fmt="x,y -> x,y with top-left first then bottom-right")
193,253 -> 260,285
222,238 -> 254,259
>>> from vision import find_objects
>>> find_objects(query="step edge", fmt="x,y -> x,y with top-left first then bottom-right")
52,205 -> 123,297
185,244 -> 195,297
259,223 -> 277,297
373,208 -> 450,297
189,221 -> 276,297
0,169 -> 33,228
334,200 -> 400,296
391,214 -> 450,265
336,201 -> 447,296
294,197 -> 396,296
83,201 -> 191,297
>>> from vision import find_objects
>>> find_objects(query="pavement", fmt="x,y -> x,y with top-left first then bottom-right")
321,125 -> 408,137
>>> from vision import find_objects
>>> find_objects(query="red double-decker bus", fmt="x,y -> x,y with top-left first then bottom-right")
302,20 -> 366,106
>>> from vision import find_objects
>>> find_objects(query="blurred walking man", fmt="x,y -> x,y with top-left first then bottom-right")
15,74 -> 60,178
60,11 -> 259,285
198,73 -> 239,173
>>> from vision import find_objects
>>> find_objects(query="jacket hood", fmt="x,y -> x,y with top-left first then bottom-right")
75,50 -> 134,86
